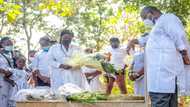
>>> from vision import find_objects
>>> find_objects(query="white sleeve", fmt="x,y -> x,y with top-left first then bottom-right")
164,14 -> 186,51
0,55 -> 12,71
101,46 -> 110,53
47,46 -> 61,68
10,69 -> 17,80
138,36 -> 149,47
82,66 -> 96,73
29,56 -> 38,70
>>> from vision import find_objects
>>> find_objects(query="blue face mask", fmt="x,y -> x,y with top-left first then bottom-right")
42,47 -> 49,52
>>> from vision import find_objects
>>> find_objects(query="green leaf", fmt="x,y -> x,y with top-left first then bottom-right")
0,8 -> 5,13
7,11 -> 16,23
0,0 -> 4,4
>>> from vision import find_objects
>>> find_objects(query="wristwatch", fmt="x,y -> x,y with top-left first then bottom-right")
180,50 -> 187,56
135,72 -> 140,77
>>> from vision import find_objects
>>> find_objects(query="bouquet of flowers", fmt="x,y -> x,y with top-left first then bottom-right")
65,52 -> 104,71
66,52 -> 118,74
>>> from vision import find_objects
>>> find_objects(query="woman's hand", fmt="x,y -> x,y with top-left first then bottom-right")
4,70 -> 12,77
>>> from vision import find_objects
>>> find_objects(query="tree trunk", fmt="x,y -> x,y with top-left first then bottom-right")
26,35 -> 31,58
96,2 -> 103,51
0,14 -> 5,34
22,0 -> 31,60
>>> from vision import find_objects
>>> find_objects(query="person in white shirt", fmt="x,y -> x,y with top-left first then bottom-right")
29,36 -> 52,87
47,30 -> 89,90
104,37 -> 127,95
130,51 -> 144,96
81,48 -> 102,92
0,37 -> 15,107
9,56 -> 29,107
128,33 -> 148,96
28,50 -> 37,64
127,6 -> 190,107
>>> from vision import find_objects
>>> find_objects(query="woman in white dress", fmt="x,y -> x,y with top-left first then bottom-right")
130,52 -> 145,96
47,30 -> 89,90
81,48 -> 102,92
9,56 -> 29,107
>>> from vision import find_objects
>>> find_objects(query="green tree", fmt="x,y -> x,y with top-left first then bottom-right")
0,0 -> 21,34
125,0 -> 190,24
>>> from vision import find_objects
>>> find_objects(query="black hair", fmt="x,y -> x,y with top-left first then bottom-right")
13,54 -> 26,68
59,30 -> 74,43
109,37 -> 120,42
140,6 -> 161,19
0,42 -> 2,48
15,55 -> 26,62
1,37 -> 11,43
60,30 -> 74,37
141,32 -> 149,37
29,50 -> 37,53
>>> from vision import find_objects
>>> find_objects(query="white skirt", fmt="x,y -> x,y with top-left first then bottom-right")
50,68 -> 89,91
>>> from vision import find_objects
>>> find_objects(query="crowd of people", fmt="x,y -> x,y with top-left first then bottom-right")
0,6 -> 190,107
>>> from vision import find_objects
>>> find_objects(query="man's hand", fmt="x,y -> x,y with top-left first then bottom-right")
32,69 -> 40,77
104,52 -> 111,61
59,64 -> 72,69
128,72 -> 141,81
180,50 -> 190,65
183,54 -> 190,65
0,69 -> 12,77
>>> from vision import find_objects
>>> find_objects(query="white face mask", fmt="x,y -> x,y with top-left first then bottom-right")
143,19 -> 154,27
4,46 -> 13,52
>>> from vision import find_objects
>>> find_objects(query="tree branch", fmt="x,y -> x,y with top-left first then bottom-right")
0,13 -> 5,34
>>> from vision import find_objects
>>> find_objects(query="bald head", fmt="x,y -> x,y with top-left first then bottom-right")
39,36 -> 51,47
140,6 -> 161,20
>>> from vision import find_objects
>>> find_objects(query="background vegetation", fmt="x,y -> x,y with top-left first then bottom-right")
0,0 -> 190,102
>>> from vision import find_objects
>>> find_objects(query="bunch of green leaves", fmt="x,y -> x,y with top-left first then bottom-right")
101,62 -> 117,74
66,92 -> 107,104
93,53 -> 118,74
0,0 -> 22,23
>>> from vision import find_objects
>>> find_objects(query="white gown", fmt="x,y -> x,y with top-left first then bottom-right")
81,66 -> 102,92
145,13 -> 186,93
29,50 -> 50,78
177,38 -> 190,96
0,53 -> 14,107
132,52 -> 145,96
9,69 -> 29,100
47,44 -> 89,90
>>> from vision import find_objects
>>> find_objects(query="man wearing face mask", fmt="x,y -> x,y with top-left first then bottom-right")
127,6 -> 190,107
29,36 -> 52,87
0,37 -> 16,107
47,30 -> 89,90
103,37 -> 127,95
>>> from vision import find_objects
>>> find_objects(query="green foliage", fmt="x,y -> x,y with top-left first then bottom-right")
67,92 -> 108,104
0,1 -> 21,23
126,0 -> 190,25
39,0 -> 76,17
0,0 -> 190,98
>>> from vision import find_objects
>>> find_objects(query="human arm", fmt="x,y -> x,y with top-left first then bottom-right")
165,14 -> 190,64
